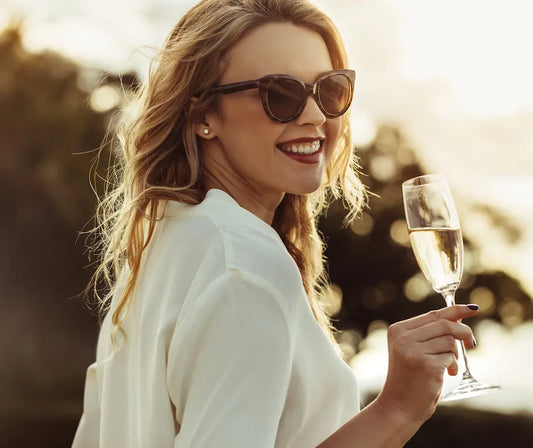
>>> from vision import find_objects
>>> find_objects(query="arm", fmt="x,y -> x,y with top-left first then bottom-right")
166,270 -> 294,448
317,304 -> 479,448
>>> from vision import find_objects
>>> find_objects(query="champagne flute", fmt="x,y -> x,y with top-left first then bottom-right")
402,174 -> 500,401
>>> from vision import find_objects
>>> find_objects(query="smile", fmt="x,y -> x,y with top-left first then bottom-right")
276,138 -> 324,164
277,140 -> 322,155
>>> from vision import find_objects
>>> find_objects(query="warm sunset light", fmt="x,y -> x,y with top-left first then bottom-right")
315,0 -> 533,296
396,1 -> 533,117
2,0 -> 532,445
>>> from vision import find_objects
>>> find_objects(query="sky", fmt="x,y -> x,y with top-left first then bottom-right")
2,0 -> 532,416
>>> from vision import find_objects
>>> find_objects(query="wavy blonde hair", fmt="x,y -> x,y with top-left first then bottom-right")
90,0 -> 366,344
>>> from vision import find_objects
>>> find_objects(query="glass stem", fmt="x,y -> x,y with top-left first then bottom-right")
442,291 -> 474,379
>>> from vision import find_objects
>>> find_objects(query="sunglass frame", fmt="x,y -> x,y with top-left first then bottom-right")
209,69 -> 356,122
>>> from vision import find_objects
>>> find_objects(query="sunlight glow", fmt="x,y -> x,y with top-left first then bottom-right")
350,107 -> 377,148
337,329 -> 361,362
3,0 -> 533,420
351,320 -> 533,415
90,85 -> 121,113
368,154 -> 397,183
350,213 -> 374,237
404,273 -> 432,303
470,287 -> 496,315
499,299 -> 525,328
389,219 -> 410,247
397,0 -> 533,117
321,283 -> 343,317
0,6 -> 10,30
22,18 -> 125,70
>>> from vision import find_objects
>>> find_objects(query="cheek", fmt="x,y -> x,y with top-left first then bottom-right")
220,94 -> 265,127
325,118 -> 343,158
329,117 -> 342,139
218,99 -> 282,150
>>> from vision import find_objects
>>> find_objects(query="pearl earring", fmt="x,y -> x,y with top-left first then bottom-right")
203,128 -> 210,135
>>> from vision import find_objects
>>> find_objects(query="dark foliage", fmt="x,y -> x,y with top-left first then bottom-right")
319,125 -> 532,345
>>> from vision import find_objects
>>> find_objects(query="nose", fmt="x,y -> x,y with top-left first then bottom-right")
295,95 -> 327,126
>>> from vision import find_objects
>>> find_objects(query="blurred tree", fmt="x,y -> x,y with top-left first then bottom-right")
319,125 -> 532,347
0,25 -> 135,436
0,26 -> 104,226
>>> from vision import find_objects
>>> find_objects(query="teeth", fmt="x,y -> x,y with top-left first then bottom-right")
279,140 -> 321,154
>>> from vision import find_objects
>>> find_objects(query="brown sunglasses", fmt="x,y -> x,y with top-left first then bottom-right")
207,69 -> 356,123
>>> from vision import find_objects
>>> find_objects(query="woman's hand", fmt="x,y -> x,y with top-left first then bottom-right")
376,304 -> 479,425
317,305 -> 479,448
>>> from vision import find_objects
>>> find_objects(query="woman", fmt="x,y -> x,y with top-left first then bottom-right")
73,0 -> 478,446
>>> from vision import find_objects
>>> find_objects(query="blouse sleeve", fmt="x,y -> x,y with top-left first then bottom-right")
166,269 -> 294,448
71,362 -> 100,448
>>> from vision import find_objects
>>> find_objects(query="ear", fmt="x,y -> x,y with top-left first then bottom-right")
189,97 -> 217,140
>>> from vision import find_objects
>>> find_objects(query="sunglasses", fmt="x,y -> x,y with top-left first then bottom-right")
208,69 -> 355,123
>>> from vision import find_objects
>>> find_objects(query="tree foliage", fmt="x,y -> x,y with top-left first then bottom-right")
319,125 -> 532,345
0,26 -> 113,415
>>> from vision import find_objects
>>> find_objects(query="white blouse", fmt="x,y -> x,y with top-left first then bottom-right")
73,189 -> 359,448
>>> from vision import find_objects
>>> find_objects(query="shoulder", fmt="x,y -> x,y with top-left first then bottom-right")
148,203 -> 227,277
158,191 -> 304,298
168,268 -> 296,374
196,269 -> 294,325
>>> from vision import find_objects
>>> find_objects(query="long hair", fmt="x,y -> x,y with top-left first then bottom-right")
89,0 -> 366,344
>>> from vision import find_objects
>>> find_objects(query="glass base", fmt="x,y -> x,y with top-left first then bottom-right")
441,373 -> 501,402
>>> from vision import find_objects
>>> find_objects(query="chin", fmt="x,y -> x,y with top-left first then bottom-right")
286,180 -> 324,196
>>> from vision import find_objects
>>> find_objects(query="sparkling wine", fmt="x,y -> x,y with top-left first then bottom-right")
403,174 -> 500,400
408,227 -> 463,293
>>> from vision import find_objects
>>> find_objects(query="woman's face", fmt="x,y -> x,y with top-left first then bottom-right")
200,22 -> 343,220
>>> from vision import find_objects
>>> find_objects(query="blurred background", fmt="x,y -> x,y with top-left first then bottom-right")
0,0 -> 532,446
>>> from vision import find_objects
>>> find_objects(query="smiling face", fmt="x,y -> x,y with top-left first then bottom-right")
198,22 -> 343,223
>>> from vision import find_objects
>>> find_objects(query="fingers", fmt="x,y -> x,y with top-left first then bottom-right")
407,345 -> 459,377
419,334 -> 459,358
401,304 -> 479,331
414,319 -> 474,346
439,352 -> 459,376
437,303 -> 479,321
380,306 -> 480,424
381,310 -> 472,424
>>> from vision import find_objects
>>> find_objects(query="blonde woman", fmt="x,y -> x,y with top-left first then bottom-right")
73,0 -> 479,446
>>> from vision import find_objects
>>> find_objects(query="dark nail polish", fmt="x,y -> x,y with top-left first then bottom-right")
467,304 -> 479,311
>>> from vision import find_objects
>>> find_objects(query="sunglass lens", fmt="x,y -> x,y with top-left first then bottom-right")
265,78 -> 305,121
318,74 -> 352,116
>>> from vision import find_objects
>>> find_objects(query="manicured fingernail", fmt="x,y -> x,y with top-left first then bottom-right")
467,304 -> 479,311
472,336 -> 477,347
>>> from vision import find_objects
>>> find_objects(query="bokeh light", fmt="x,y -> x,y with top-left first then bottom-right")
404,273 -> 433,303
349,212 -> 374,236
389,219 -> 410,247
470,286 -> 496,315
89,84 -> 121,113
369,154 -> 397,183
499,298 -> 525,328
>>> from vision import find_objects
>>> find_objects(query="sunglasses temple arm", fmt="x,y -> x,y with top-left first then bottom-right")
210,80 -> 259,95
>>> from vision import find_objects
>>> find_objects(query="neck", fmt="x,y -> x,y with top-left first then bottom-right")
204,177 -> 283,226
200,140 -> 284,225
